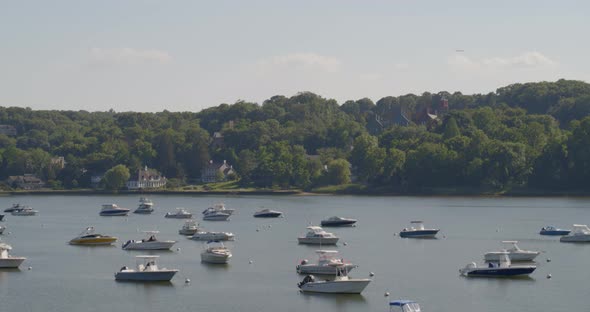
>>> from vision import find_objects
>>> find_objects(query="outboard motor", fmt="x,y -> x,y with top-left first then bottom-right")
120,266 -> 129,271
297,275 -> 315,288
300,259 -> 308,265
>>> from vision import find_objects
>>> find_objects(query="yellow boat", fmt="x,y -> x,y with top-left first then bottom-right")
69,227 -> 117,245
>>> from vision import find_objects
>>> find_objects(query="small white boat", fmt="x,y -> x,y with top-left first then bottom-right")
560,224 -> 590,242
484,241 -> 540,262
165,208 -> 192,219
115,255 -> 178,281
297,250 -> 357,275
122,231 -> 176,250
202,203 -> 234,215
460,252 -> 536,277
298,264 -> 371,294
190,230 -> 235,241
69,227 -> 117,245
203,210 -> 231,221
0,242 -> 26,268
200,241 -> 232,264
178,220 -> 199,235
298,226 -> 339,245
321,216 -> 357,227
389,300 -> 422,312
253,208 -> 283,218
99,204 -> 130,216
11,206 -> 38,216
399,221 -> 439,238
134,197 -> 154,214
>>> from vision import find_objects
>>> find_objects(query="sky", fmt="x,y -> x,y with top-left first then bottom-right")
0,0 -> 588,112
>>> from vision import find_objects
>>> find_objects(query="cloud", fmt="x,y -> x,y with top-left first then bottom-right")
89,48 -> 172,65
256,53 -> 341,72
449,51 -> 556,70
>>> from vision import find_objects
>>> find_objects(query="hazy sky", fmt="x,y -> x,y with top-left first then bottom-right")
1,0 -> 588,112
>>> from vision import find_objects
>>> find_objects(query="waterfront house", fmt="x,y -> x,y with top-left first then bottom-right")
201,160 -> 234,183
6,174 -> 45,190
126,166 -> 167,190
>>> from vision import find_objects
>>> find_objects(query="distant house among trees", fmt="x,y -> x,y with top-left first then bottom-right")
201,160 -> 234,183
50,156 -> 66,170
6,174 -> 45,190
210,132 -> 225,149
126,166 -> 167,189
0,125 -> 17,136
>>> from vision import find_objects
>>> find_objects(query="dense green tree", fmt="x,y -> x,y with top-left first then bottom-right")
103,164 -> 130,190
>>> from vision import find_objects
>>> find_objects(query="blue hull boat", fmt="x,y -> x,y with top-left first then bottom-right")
463,267 -> 536,277
400,229 -> 439,238
540,226 -> 570,236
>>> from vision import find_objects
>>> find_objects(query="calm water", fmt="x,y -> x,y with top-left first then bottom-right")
0,195 -> 589,312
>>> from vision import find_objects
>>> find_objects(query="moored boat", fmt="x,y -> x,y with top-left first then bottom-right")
296,250 -> 357,275
0,242 -> 26,268
11,206 -> 38,216
190,230 -> 235,241
99,204 -> 130,216
4,204 -> 23,213
133,197 -> 154,214
320,216 -> 357,227
389,300 -> 422,312
484,241 -> 540,262
298,226 -> 339,245
540,225 -> 570,236
69,227 -> 117,245
460,252 -> 536,277
203,210 -> 230,221
399,221 -> 439,238
202,203 -> 234,215
560,224 -> 590,243
200,241 -> 232,264
178,220 -> 199,235
297,264 -> 371,294
253,208 -> 283,218
115,255 -> 178,282
165,208 -> 192,219
122,231 -> 176,250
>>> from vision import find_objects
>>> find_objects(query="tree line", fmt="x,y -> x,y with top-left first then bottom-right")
1,79 -> 590,192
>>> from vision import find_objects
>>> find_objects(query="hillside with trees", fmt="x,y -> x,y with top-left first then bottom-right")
1,79 -> 590,194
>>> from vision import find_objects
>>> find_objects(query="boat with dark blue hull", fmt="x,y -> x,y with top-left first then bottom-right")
253,208 -> 283,218
540,226 -> 571,236
320,216 -> 357,227
460,251 -> 536,277
399,221 -> 439,238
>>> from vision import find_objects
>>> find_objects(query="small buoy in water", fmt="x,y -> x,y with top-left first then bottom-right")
384,292 -> 390,297
547,274 -> 552,279
268,225 -> 272,229
28,266 -> 32,270
393,233 -> 397,236
256,228 -> 260,232
369,272 -> 375,277
546,258 -> 551,262
496,228 -> 500,232
185,278 -> 190,284
443,235 -> 446,238
249,260 -> 253,264
7,232 -> 11,235
176,247 -> 181,252
343,242 -> 348,246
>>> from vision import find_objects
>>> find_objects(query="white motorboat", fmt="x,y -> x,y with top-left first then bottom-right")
297,250 -> 357,275
484,241 -> 540,262
134,197 -> 154,214
298,264 -> 371,294
320,216 -> 357,227
202,203 -> 234,215
460,252 -> 536,277
115,255 -> 178,281
122,231 -> 176,250
560,224 -> 590,242
203,210 -> 231,221
253,208 -> 283,218
200,241 -> 232,264
389,300 -> 422,312
69,227 -> 117,245
99,204 -> 130,216
399,221 -> 439,238
190,230 -> 235,241
165,208 -> 192,219
178,220 -> 199,235
298,226 -> 339,245
0,242 -> 26,268
11,206 -> 38,216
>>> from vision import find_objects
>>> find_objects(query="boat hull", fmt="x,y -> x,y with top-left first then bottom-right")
254,212 -> 282,218
320,220 -> 357,227
560,235 -> 590,242
300,279 -> 371,294
165,214 -> 192,219
133,209 -> 154,214
298,237 -> 339,245
540,230 -> 570,236
0,257 -> 26,268
484,252 -> 539,262
297,264 -> 357,275
190,233 -> 234,241
122,241 -> 176,250
70,237 -> 117,245
115,270 -> 177,281
462,267 -> 536,277
399,230 -> 439,238
11,211 -> 38,216
201,253 -> 232,264
203,214 -> 230,221
179,229 -> 199,235
100,210 -> 130,216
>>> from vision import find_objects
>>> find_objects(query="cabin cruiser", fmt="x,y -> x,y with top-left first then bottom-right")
399,221 -> 439,238
122,231 -> 176,250
203,210 -> 231,221
200,241 -> 232,264
0,242 -> 26,268
165,208 -> 192,219
190,230 -> 235,241
115,255 -> 178,281
298,226 -> 339,245
178,220 -> 199,235
320,216 -> 357,227
134,197 -> 154,214
99,204 -> 130,216
11,206 -> 38,216
4,204 -> 23,213
298,264 -> 371,294
460,252 -> 536,277
69,227 -> 117,245
540,226 -> 570,236
253,208 -> 283,218
389,300 -> 422,312
296,250 -> 357,275
484,241 -> 540,262
560,224 -> 590,242
202,203 -> 234,215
